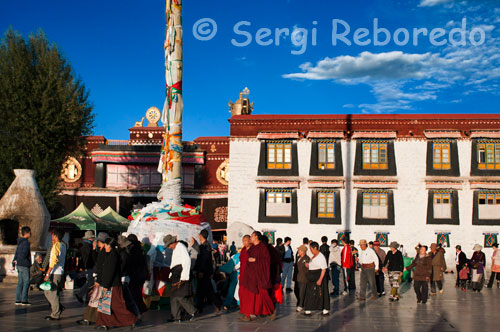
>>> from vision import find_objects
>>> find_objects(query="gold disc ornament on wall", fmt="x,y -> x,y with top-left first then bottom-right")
216,159 -> 229,185
61,157 -> 82,183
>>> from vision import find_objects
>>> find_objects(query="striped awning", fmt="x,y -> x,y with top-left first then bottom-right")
424,131 -> 462,139
351,131 -> 397,139
307,131 -> 344,139
257,132 -> 300,140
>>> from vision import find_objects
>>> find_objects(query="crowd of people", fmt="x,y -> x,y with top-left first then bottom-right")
11,225 -> 500,328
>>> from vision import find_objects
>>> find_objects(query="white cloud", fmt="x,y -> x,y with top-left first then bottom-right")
283,51 -> 446,82
419,0 -> 454,7
342,104 -> 355,108
282,0 -> 500,113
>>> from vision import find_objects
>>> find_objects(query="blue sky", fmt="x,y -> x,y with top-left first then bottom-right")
1,0 -> 499,140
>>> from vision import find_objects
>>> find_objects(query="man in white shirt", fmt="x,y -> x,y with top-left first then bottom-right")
328,239 -> 342,297
164,235 -> 197,323
357,239 -> 379,301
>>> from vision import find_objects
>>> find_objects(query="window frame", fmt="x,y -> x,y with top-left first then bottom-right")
477,141 -> 500,170
258,141 -> 299,176
432,142 -> 451,170
433,192 -> 452,219
354,140 -> 396,176
427,190 -> 459,225
356,190 -> 395,225
258,189 -> 298,223
362,142 -> 388,170
310,190 -> 341,224
471,139 -> 500,176
426,140 -> 460,176
266,141 -> 292,170
473,191 -> 500,225
309,140 -> 343,176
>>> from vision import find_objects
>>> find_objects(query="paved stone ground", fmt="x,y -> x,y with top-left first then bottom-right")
0,273 -> 498,332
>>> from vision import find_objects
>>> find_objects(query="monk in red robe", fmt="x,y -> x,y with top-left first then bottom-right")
238,235 -> 254,318
240,231 -> 275,321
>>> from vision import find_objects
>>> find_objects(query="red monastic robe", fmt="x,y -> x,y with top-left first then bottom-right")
240,242 -> 274,316
238,246 -> 254,315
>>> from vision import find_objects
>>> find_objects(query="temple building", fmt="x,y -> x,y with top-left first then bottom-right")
57,89 -> 500,266
227,93 -> 500,266
57,107 -> 229,234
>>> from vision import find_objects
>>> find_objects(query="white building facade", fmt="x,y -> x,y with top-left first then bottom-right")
227,113 -> 500,268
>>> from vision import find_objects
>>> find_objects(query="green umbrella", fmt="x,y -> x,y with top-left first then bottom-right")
51,203 -> 118,232
97,206 -> 130,232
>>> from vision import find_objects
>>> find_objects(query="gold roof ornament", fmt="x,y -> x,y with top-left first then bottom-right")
146,106 -> 161,127
229,87 -> 254,116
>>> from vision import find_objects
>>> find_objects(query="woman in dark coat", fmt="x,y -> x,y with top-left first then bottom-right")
406,245 -> 432,304
470,244 -> 486,292
95,238 -> 137,330
126,234 -> 148,314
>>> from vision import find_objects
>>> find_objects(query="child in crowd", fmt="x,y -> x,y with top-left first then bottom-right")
459,264 -> 470,292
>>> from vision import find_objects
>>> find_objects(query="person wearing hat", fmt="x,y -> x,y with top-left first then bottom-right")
382,242 -> 404,302
164,234 -> 198,323
487,243 -> 500,288
294,245 -> 310,312
455,245 -> 467,287
429,243 -> 447,295
470,244 -> 486,292
356,239 -> 379,301
75,231 -> 96,304
373,241 -> 386,297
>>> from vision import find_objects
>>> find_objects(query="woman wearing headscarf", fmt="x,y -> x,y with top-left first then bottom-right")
487,243 -> 500,288
470,244 -> 486,292
95,238 -> 137,330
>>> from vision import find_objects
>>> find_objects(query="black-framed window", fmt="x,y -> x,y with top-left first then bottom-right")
473,191 -> 500,225
426,140 -> 460,176
258,140 -> 299,176
309,140 -> 343,176
354,140 -> 396,176
356,190 -> 395,225
471,139 -> 500,176
310,190 -> 341,224
426,190 -> 459,225
258,189 -> 298,223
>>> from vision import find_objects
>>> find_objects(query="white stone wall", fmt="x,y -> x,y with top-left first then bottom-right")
228,138 -> 499,269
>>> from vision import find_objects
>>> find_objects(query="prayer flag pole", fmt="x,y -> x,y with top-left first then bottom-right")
158,0 -> 183,204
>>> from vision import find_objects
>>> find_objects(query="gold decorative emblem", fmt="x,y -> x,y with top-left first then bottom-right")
216,159 -> 229,185
61,157 -> 82,183
210,144 -> 217,152
146,106 -> 161,127
214,206 -> 228,223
